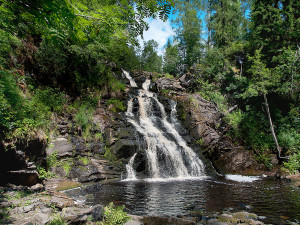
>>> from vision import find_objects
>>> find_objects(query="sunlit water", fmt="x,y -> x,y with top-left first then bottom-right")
66,176 -> 300,224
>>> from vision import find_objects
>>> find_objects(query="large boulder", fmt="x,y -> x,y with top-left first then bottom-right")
155,78 -> 186,92
0,139 -> 46,186
164,90 -> 265,175
46,137 -> 73,158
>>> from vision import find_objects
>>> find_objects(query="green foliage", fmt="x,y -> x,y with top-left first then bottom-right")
152,73 -> 174,81
196,138 -> 204,145
161,89 -> 172,96
77,156 -> 89,165
0,68 -> 61,140
239,109 -> 274,151
47,152 -> 59,168
283,152 -> 300,174
0,29 -> 21,67
61,159 -> 73,176
163,39 -> 180,75
34,87 -> 66,114
37,166 -> 56,180
102,202 -> 130,225
193,48 -> 225,82
173,1 -> 202,70
107,99 -> 125,112
254,152 -> 272,169
209,0 -> 243,48
95,133 -> 103,142
194,80 -> 228,112
250,0 -> 299,66
74,104 -> 94,138
141,40 -> 163,73
47,214 -> 67,225
109,79 -> 126,92
224,110 -> 243,131
243,50 -> 279,98
104,146 -> 116,162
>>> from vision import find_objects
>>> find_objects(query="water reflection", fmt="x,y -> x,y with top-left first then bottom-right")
66,177 -> 300,224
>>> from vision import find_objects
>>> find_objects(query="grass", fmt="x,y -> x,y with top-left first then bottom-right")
107,99 -> 125,112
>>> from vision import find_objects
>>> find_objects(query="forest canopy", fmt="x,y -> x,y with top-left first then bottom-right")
0,0 -> 299,173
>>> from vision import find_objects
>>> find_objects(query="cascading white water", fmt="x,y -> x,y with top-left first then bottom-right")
125,153 -> 137,180
124,71 -> 205,180
122,70 -> 137,87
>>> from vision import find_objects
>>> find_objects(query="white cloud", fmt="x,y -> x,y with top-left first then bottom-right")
138,18 -> 175,55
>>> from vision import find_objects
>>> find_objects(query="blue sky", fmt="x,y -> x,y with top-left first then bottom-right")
138,11 -> 207,55
137,17 -> 175,55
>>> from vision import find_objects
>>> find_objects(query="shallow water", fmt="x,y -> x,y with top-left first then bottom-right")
66,176 -> 300,224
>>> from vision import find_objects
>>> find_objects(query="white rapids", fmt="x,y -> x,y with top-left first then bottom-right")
123,71 -> 206,180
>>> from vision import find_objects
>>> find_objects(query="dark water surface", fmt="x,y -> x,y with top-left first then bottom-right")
66,176 -> 300,224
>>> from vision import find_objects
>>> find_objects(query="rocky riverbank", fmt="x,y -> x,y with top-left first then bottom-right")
0,178 -> 267,225
3,177 -> 299,225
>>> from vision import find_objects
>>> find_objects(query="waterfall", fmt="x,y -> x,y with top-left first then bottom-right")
122,70 -> 137,87
125,153 -> 137,180
124,71 -> 205,180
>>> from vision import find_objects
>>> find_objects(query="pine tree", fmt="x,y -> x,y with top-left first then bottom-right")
173,0 -> 203,71
163,39 -> 180,75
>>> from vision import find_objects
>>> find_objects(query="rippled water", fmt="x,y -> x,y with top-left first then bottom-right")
66,176 -> 300,224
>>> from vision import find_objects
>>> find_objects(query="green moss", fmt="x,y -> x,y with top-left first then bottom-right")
104,146 -> 117,162
77,156 -> 89,165
107,99 -> 125,112
196,138 -> 204,145
95,132 -> 103,142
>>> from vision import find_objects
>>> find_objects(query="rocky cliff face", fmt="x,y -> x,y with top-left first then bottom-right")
130,71 -> 266,175
1,70 -> 267,187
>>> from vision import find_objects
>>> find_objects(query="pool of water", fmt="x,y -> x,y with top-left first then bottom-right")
66,176 -> 300,224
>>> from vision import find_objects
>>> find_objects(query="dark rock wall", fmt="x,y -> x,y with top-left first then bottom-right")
130,71 -> 266,175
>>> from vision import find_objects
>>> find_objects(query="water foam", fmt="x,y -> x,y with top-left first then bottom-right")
225,174 -> 261,182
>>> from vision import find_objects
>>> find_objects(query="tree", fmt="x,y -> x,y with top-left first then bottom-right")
249,0 -> 300,67
173,0 -> 203,71
141,40 -> 163,73
163,39 -> 180,75
243,50 -> 282,158
209,0 -> 244,48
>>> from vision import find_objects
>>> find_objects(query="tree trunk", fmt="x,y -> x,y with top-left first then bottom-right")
263,93 -> 282,158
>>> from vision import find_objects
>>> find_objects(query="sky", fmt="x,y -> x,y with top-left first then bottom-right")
137,10 -> 207,56
137,17 -> 175,56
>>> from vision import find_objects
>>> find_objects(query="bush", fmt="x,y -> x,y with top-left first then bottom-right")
75,104 -> 94,131
104,146 -> 116,162
0,68 -> 53,140
107,99 -> 125,112
102,202 -> 130,225
34,87 -> 66,114
283,152 -> 300,174
0,29 -> 21,67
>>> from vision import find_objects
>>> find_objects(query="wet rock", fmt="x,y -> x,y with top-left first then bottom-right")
6,170 -> 41,186
62,204 -> 104,224
218,214 -> 234,221
110,139 -> 138,158
143,216 -> 196,225
46,137 -> 74,158
51,195 -> 75,209
270,154 -> 279,166
156,78 -> 186,92
125,215 -> 144,225
214,149 -> 264,174
68,159 -> 120,183
232,211 -> 257,220
105,128 -> 118,146
171,92 -> 265,175
286,174 -> 300,182
23,204 -> 35,213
